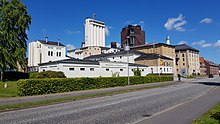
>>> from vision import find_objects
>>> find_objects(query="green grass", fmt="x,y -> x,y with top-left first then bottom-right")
0,81 -> 18,97
193,102 -> 220,124
0,83 -> 172,111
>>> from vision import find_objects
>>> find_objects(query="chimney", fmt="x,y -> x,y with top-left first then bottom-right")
111,42 -> 117,48
45,37 -> 48,43
166,36 -> 170,45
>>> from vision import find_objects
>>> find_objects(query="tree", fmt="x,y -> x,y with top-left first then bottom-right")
0,0 -> 31,83
133,68 -> 142,76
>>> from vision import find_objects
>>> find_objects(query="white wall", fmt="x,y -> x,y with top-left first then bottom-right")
39,61 -> 149,78
85,18 -> 105,47
147,66 -> 173,74
28,40 -> 67,67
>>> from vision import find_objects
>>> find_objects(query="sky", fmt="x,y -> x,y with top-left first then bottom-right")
22,0 -> 220,64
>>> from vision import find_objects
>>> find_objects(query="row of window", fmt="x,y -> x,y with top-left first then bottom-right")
48,47 -> 62,50
151,68 -> 171,73
48,51 -> 61,57
69,68 -> 145,72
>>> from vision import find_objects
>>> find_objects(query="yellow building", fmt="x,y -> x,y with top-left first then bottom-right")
175,44 -> 200,76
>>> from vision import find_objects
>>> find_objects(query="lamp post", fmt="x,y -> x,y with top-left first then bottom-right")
125,44 -> 130,85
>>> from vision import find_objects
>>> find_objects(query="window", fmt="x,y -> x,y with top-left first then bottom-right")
120,56 -> 122,59
120,69 -> 123,71
183,58 -> 185,61
164,68 -> 166,72
106,68 -> 109,71
167,68 -> 168,72
151,68 -> 153,73
132,69 -> 134,71
90,68 -> 94,71
183,63 -> 185,66
69,68 -> 74,71
113,57 -> 114,59
59,52 -> 61,57
182,54 -> 184,57
142,69 -> 144,71
80,68 -> 85,71
57,52 -> 58,56
48,51 -> 50,56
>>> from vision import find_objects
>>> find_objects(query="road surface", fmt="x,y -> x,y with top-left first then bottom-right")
0,77 -> 219,124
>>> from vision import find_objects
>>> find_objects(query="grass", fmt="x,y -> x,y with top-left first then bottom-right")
193,102 -> 220,124
0,83 -> 172,111
0,81 -> 18,97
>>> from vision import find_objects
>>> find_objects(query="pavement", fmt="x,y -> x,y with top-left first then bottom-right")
136,86 -> 220,124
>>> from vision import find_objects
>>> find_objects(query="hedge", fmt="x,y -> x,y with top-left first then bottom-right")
29,71 -> 66,79
17,75 -> 173,96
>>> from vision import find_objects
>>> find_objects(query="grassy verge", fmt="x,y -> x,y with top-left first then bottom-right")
193,102 -> 220,124
0,83 -> 172,111
0,81 -> 18,97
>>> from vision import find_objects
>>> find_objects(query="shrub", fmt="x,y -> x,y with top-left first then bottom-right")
17,75 -> 173,96
2,71 -> 29,81
29,72 -> 38,79
33,71 -> 66,79
133,68 -> 142,76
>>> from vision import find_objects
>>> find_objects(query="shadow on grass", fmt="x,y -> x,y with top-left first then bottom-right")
211,112 -> 220,121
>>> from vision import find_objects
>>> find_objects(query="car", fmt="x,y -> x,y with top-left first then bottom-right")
209,74 -> 213,78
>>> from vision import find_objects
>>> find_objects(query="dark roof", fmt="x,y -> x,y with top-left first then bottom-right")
175,44 -> 199,52
130,43 -> 175,49
84,50 -> 145,60
129,63 -> 148,67
39,58 -> 99,66
38,40 -> 65,47
134,53 -> 173,61
204,60 -> 219,67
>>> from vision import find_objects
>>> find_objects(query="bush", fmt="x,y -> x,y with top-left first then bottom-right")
1,71 -> 29,81
29,71 -> 66,79
17,75 -> 173,96
29,72 -> 38,79
133,68 -> 142,76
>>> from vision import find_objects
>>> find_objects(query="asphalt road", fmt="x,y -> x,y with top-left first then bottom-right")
0,77 -> 219,124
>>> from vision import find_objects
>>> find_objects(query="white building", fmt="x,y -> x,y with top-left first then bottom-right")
28,38 -> 67,72
67,46 -> 121,60
39,59 -> 149,78
85,18 -> 105,47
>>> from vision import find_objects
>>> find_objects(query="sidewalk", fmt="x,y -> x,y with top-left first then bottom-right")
0,81 -> 180,107
136,86 -> 220,124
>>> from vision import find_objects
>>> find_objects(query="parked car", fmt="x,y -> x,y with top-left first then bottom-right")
209,74 -> 213,78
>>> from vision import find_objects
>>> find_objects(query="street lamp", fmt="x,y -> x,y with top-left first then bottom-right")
125,44 -> 130,85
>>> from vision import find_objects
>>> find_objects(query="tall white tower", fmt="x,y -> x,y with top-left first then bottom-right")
85,18 -> 105,47
166,36 -> 170,45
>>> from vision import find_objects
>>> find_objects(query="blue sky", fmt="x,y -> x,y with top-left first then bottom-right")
22,0 -> 220,64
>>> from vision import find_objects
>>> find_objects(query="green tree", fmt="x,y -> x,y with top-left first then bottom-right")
133,68 -> 142,76
0,0 -> 31,83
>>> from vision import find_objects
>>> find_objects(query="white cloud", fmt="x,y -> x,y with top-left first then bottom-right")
65,30 -> 81,35
192,40 -> 212,48
192,40 -> 205,45
164,14 -> 187,32
178,41 -> 188,45
200,18 -> 213,24
105,26 -> 112,36
125,20 -> 134,25
66,44 -> 76,51
105,26 -> 110,36
213,40 -> 220,48
201,43 -> 212,48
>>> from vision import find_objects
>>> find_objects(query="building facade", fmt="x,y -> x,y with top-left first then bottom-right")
85,18 -> 105,47
199,57 -> 207,75
204,60 -> 219,75
175,44 -> 200,76
39,59 -> 149,78
28,38 -> 67,72
121,25 -> 145,47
